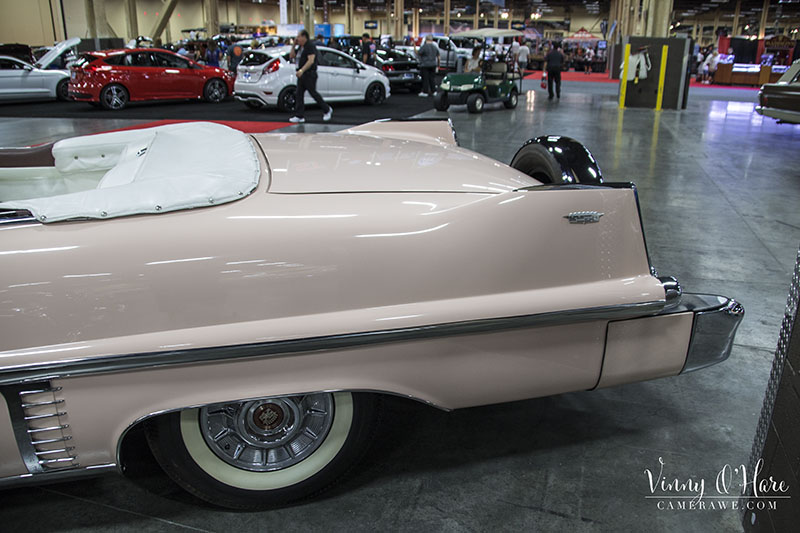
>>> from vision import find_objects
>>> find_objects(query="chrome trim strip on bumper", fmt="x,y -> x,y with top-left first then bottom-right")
0,463 -> 116,489
0,299 -> 666,387
657,293 -> 744,373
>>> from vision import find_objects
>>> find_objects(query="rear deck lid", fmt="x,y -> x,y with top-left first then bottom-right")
254,132 -> 535,194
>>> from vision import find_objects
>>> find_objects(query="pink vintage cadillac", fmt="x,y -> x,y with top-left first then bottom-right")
0,121 -> 742,508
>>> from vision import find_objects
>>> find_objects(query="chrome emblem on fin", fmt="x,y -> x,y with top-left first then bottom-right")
564,211 -> 604,224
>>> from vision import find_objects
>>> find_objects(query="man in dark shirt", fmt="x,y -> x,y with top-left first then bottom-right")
361,33 -> 376,66
288,30 -> 332,123
544,42 -> 565,100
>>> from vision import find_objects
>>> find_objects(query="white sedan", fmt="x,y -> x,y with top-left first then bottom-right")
234,45 -> 391,111
0,38 -> 80,102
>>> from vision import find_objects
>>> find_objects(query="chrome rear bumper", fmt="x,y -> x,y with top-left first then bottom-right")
660,293 -> 745,373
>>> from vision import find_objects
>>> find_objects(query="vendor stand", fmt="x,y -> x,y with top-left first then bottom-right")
715,34 -> 795,86
563,27 -> 605,72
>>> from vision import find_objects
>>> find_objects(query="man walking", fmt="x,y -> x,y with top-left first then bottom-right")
361,33 -> 376,66
288,30 -> 333,123
544,41 -> 565,100
416,35 -> 439,97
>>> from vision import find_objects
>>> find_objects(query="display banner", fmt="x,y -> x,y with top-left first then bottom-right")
279,0 -> 287,25
365,20 -> 378,29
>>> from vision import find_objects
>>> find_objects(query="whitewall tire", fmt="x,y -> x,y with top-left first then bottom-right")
145,392 -> 379,509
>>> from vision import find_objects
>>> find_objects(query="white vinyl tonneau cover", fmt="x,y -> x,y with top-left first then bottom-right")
0,122 -> 260,223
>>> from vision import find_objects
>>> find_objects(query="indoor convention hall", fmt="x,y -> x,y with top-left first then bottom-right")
0,1 -> 799,532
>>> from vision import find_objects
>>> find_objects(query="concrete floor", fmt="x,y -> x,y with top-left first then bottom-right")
1,81 -> 798,532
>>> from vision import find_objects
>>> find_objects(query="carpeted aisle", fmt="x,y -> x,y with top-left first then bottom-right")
523,71 -> 615,83
0,92 -> 435,125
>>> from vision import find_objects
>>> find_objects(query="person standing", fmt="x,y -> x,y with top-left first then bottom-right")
517,41 -> 530,74
703,49 -> 720,84
584,46 -> 595,74
361,33 -> 376,66
544,41 -> 564,99
288,30 -> 332,123
205,41 -> 221,67
416,35 -> 439,97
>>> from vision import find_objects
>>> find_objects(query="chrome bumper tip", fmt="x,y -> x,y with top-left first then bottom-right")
680,295 -> 745,373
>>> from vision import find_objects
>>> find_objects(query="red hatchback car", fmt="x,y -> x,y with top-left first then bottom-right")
69,48 -> 235,110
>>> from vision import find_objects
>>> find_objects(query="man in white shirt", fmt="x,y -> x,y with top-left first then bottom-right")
517,42 -> 530,73
510,39 -> 520,60
584,47 -> 595,74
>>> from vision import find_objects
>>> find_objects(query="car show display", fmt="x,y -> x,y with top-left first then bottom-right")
68,48 -> 235,110
234,45 -> 390,111
0,38 -> 80,102
0,120 -> 743,509
4,0 -> 800,528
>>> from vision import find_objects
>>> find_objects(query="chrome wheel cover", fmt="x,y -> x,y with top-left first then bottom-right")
509,93 -> 517,106
207,79 -> 226,102
475,96 -> 484,111
104,85 -> 127,109
199,393 -> 335,472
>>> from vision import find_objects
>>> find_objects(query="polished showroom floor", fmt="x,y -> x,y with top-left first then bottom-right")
1,81 -> 799,532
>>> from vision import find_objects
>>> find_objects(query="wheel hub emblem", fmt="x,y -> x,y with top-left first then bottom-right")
253,403 -> 284,430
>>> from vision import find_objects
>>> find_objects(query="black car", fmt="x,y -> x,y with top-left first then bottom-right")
375,49 -> 422,92
343,46 -> 421,92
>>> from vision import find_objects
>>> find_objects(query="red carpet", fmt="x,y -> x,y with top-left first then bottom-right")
524,71 -> 615,83
105,119 -> 292,134
523,70 -> 760,90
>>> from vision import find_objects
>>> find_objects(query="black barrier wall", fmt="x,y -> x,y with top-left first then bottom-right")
618,36 -> 692,110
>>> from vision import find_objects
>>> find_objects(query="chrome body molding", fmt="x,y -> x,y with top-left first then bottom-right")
0,463 -> 116,489
0,299 -> 667,387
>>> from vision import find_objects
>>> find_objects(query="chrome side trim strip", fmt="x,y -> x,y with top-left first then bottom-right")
0,300 -> 665,387
0,463 -> 116,489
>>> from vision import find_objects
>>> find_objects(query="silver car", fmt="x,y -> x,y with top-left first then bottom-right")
0,38 -> 79,102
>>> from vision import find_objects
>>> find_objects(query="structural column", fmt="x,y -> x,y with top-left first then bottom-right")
758,0 -> 770,39
126,0 -> 138,40
648,0 -> 672,37
344,0 -> 352,34
444,0 -> 451,35
204,0 -> 220,36
395,0 -> 405,39
84,0 -> 97,38
474,0 -> 479,30
302,0 -> 314,33
493,5 -> 498,29
732,0 -> 741,37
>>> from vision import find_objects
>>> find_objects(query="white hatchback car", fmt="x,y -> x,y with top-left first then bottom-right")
234,45 -> 391,111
